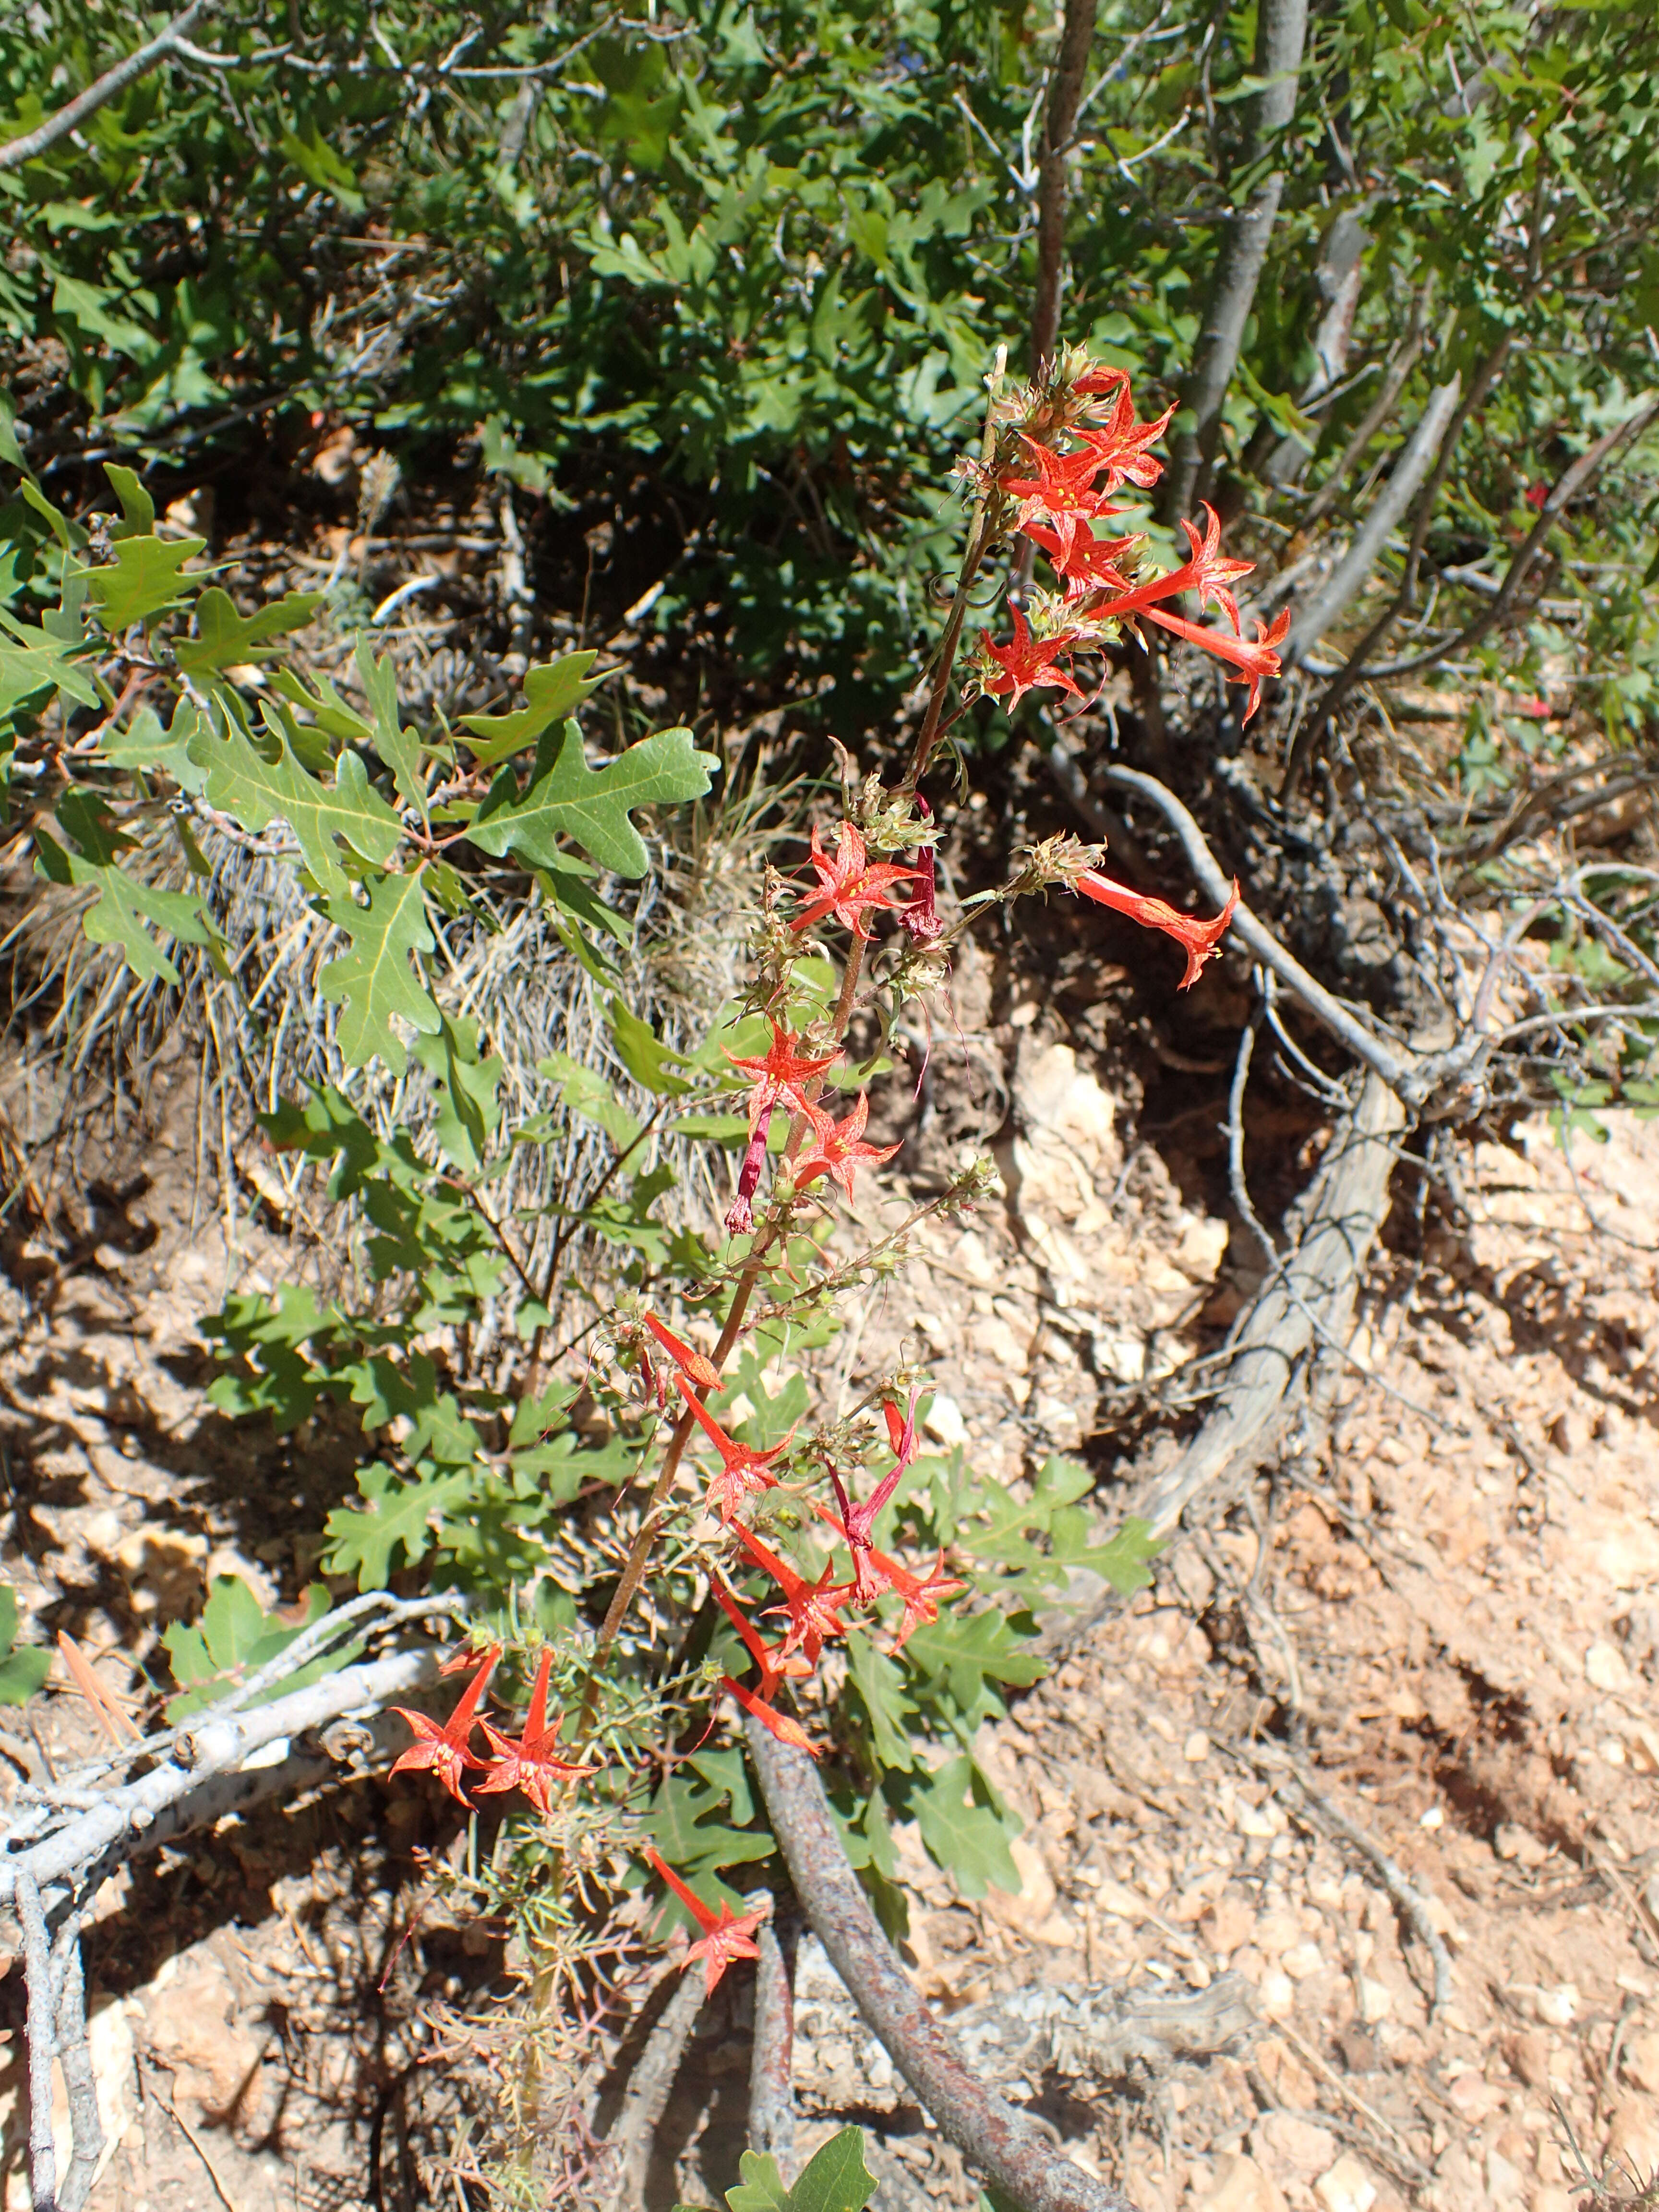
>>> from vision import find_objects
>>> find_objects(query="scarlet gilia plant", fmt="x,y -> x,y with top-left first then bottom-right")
370,344 -> 1258,2041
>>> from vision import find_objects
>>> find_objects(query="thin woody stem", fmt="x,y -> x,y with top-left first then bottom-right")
577,879 -> 876,1726
905,345 -> 1009,792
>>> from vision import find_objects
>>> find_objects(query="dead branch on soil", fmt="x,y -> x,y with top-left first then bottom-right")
939,1973 -> 1257,2088
748,1906 -> 800,2162
746,1711 -> 1138,2212
0,1593 -> 459,2212
1134,1067 -> 1407,1541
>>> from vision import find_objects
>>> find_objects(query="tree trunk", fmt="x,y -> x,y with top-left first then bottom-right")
1160,0 -> 1309,525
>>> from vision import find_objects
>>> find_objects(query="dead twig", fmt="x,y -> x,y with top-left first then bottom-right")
745,1713 -> 1135,2212
748,1907 -> 799,2163
601,1964 -> 709,2211
0,0 -> 217,173
16,1872 -> 57,2212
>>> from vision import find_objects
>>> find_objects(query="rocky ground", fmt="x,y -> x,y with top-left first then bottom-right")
2,940 -> 1658,2212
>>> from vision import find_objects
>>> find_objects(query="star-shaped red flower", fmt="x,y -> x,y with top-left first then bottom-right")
977,603 -> 1084,715
389,1644 -> 500,1806
1074,383 -> 1176,494
790,821 -> 923,943
997,436 -> 1114,568
1082,503 -> 1254,635
677,1374 -> 796,1521
730,1520 -> 852,1664
725,1020 -> 840,1137
792,1093 -> 900,1206
645,1848 -> 769,1997
472,1648 -> 596,1814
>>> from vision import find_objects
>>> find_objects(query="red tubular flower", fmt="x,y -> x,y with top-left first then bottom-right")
389,1644 -> 501,1805
730,1521 -> 852,1663
1074,504 -> 1254,635
644,1847 -> 769,1996
676,1374 -> 795,1521
1140,605 -> 1290,723
791,1093 -> 900,1206
790,821 -> 924,942
725,1020 -> 840,1137
1075,869 -> 1240,990
1025,518 -> 1142,601
722,1672 -> 819,1757
823,1390 -> 920,1602
643,1313 -> 721,1391
712,1577 -> 811,1701
473,1649 -> 596,1814
724,1125 -> 769,1235
875,1548 -> 966,1652
978,603 -> 1084,714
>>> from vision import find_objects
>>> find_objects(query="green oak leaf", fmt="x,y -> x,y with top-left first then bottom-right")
161,1580 -> 356,1719
322,1463 -> 468,1591
0,1586 -> 49,1707
319,868 -> 442,1071
469,719 -> 717,878
87,529 -> 206,629
187,703 -> 401,895
455,649 -> 608,767
356,637 -> 428,822
34,790 -> 213,985
0,606 -> 99,726
607,995 -> 693,1093
98,697 -> 207,794
910,1755 -> 1021,1900
411,1012 -> 503,1170
102,463 -> 155,538
903,1606 -> 1045,1715
174,584 -> 326,673
845,1629 -> 917,1772
724,2131 -> 877,2212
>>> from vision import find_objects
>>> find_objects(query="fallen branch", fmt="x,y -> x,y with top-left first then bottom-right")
745,1712 -> 1135,2212
601,1963 -> 709,2210
0,0 -> 217,173
1134,1067 -> 1407,1539
1097,764 -> 1491,1113
873,1973 -> 1255,2091
748,1907 -> 799,2162
0,1642 -> 443,1905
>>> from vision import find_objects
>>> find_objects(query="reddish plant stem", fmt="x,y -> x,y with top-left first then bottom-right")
578,923 -> 872,1728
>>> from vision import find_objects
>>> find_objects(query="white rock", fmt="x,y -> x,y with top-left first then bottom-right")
1357,1977 -> 1393,2024
1259,1968 -> 1295,2021
1313,2153 -> 1378,2212
1587,1639 -> 1635,1693
922,1391 -> 967,1448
